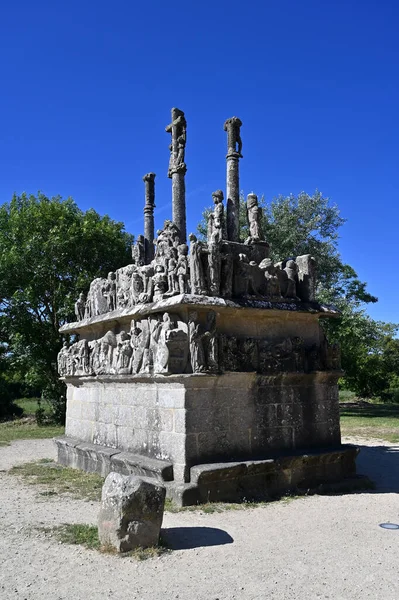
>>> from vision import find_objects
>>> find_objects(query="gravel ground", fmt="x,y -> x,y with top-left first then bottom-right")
0,437 -> 398,600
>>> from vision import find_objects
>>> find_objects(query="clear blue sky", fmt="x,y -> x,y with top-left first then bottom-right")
1,0 -> 398,323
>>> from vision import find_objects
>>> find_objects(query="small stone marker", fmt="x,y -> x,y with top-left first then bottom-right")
98,472 -> 166,552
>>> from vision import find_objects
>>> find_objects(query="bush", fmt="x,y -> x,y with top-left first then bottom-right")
0,381 -> 23,421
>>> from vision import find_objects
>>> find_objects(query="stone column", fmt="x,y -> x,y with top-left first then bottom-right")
224,117 -> 243,242
166,108 -> 187,244
171,171 -> 186,243
143,173 -> 156,264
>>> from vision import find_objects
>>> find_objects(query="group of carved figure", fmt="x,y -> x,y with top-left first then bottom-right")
59,310 -> 220,377
59,309 -> 340,378
75,194 -> 316,322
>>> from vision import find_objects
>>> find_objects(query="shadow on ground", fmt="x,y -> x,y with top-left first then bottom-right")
356,444 -> 399,493
162,527 -> 234,550
340,403 -> 399,419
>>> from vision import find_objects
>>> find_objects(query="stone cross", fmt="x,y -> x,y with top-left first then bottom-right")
224,117 -> 243,243
166,108 -> 187,244
143,173 -> 156,264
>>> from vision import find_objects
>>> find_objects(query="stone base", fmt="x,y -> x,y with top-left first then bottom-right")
54,436 -> 361,506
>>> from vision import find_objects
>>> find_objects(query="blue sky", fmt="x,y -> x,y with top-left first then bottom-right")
1,0 -> 398,323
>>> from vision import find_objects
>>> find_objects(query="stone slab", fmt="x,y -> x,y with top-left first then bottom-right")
55,436 -> 361,507
60,294 -> 340,335
54,436 -> 173,481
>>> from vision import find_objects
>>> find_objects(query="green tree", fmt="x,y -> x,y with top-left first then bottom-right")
0,193 -> 133,422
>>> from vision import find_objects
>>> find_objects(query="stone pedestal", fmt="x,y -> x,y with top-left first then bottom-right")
56,296 -> 359,505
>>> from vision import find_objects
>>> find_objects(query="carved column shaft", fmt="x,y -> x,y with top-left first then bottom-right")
143,173 -> 156,264
172,172 -> 187,244
226,156 -> 240,242
224,117 -> 242,243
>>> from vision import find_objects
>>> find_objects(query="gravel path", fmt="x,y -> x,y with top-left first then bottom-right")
0,438 -> 398,600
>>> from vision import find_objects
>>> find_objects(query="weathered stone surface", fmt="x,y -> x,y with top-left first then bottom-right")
98,472 -> 166,552
166,108 -> 187,243
143,173 -> 156,264
57,107 -> 357,507
224,117 -> 243,242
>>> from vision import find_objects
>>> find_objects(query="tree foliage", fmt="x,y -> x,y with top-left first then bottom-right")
198,190 -> 398,400
0,193 -> 133,421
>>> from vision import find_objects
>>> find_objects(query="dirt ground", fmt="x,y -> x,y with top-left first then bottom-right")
0,437 -> 398,600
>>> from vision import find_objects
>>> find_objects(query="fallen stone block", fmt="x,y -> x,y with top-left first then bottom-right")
98,472 -> 166,552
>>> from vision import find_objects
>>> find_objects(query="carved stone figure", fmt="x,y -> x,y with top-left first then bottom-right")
89,339 -> 101,374
224,116 -> 243,157
259,259 -> 281,299
208,233 -> 221,296
153,313 -> 174,374
131,271 -> 144,305
176,244 -> 189,294
84,277 -> 108,318
132,235 -> 145,267
166,108 -> 187,176
103,272 -> 117,312
130,321 -> 146,374
220,245 -> 234,298
203,311 -> 219,373
258,340 -> 279,373
291,336 -> 305,371
116,287 -> 127,309
97,331 -> 117,375
189,234 -> 207,295
208,190 -> 225,242
167,257 -> 178,296
116,265 -> 135,308
152,265 -> 168,302
155,228 -> 167,259
74,339 -> 90,375
245,194 -> 263,243
75,293 -> 86,321
233,253 -> 250,297
321,339 -> 341,371
163,319 -> 189,373
225,335 -> 239,371
57,341 -> 70,376
239,338 -> 259,371
275,262 -> 288,297
176,134 -> 186,168
139,265 -> 154,303
116,331 -> 133,374
305,344 -> 321,372
248,261 -> 266,296
296,254 -> 317,302
284,260 -> 299,300
188,311 -> 206,373
271,338 -> 292,371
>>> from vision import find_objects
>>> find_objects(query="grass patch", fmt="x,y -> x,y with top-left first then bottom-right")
57,523 -> 100,549
8,460 -> 103,501
339,389 -> 359,403
340,402 -> 399,443
0,418 -> 64,445
40,524 -> 169,559
14,397 -> 43,416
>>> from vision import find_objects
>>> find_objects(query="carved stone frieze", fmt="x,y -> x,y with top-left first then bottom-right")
59,306 -> 341,379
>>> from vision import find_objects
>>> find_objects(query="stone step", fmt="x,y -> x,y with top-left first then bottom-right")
54,436 -> 173,481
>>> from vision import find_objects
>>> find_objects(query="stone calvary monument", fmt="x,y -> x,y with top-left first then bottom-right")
56,108 -> 358,506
